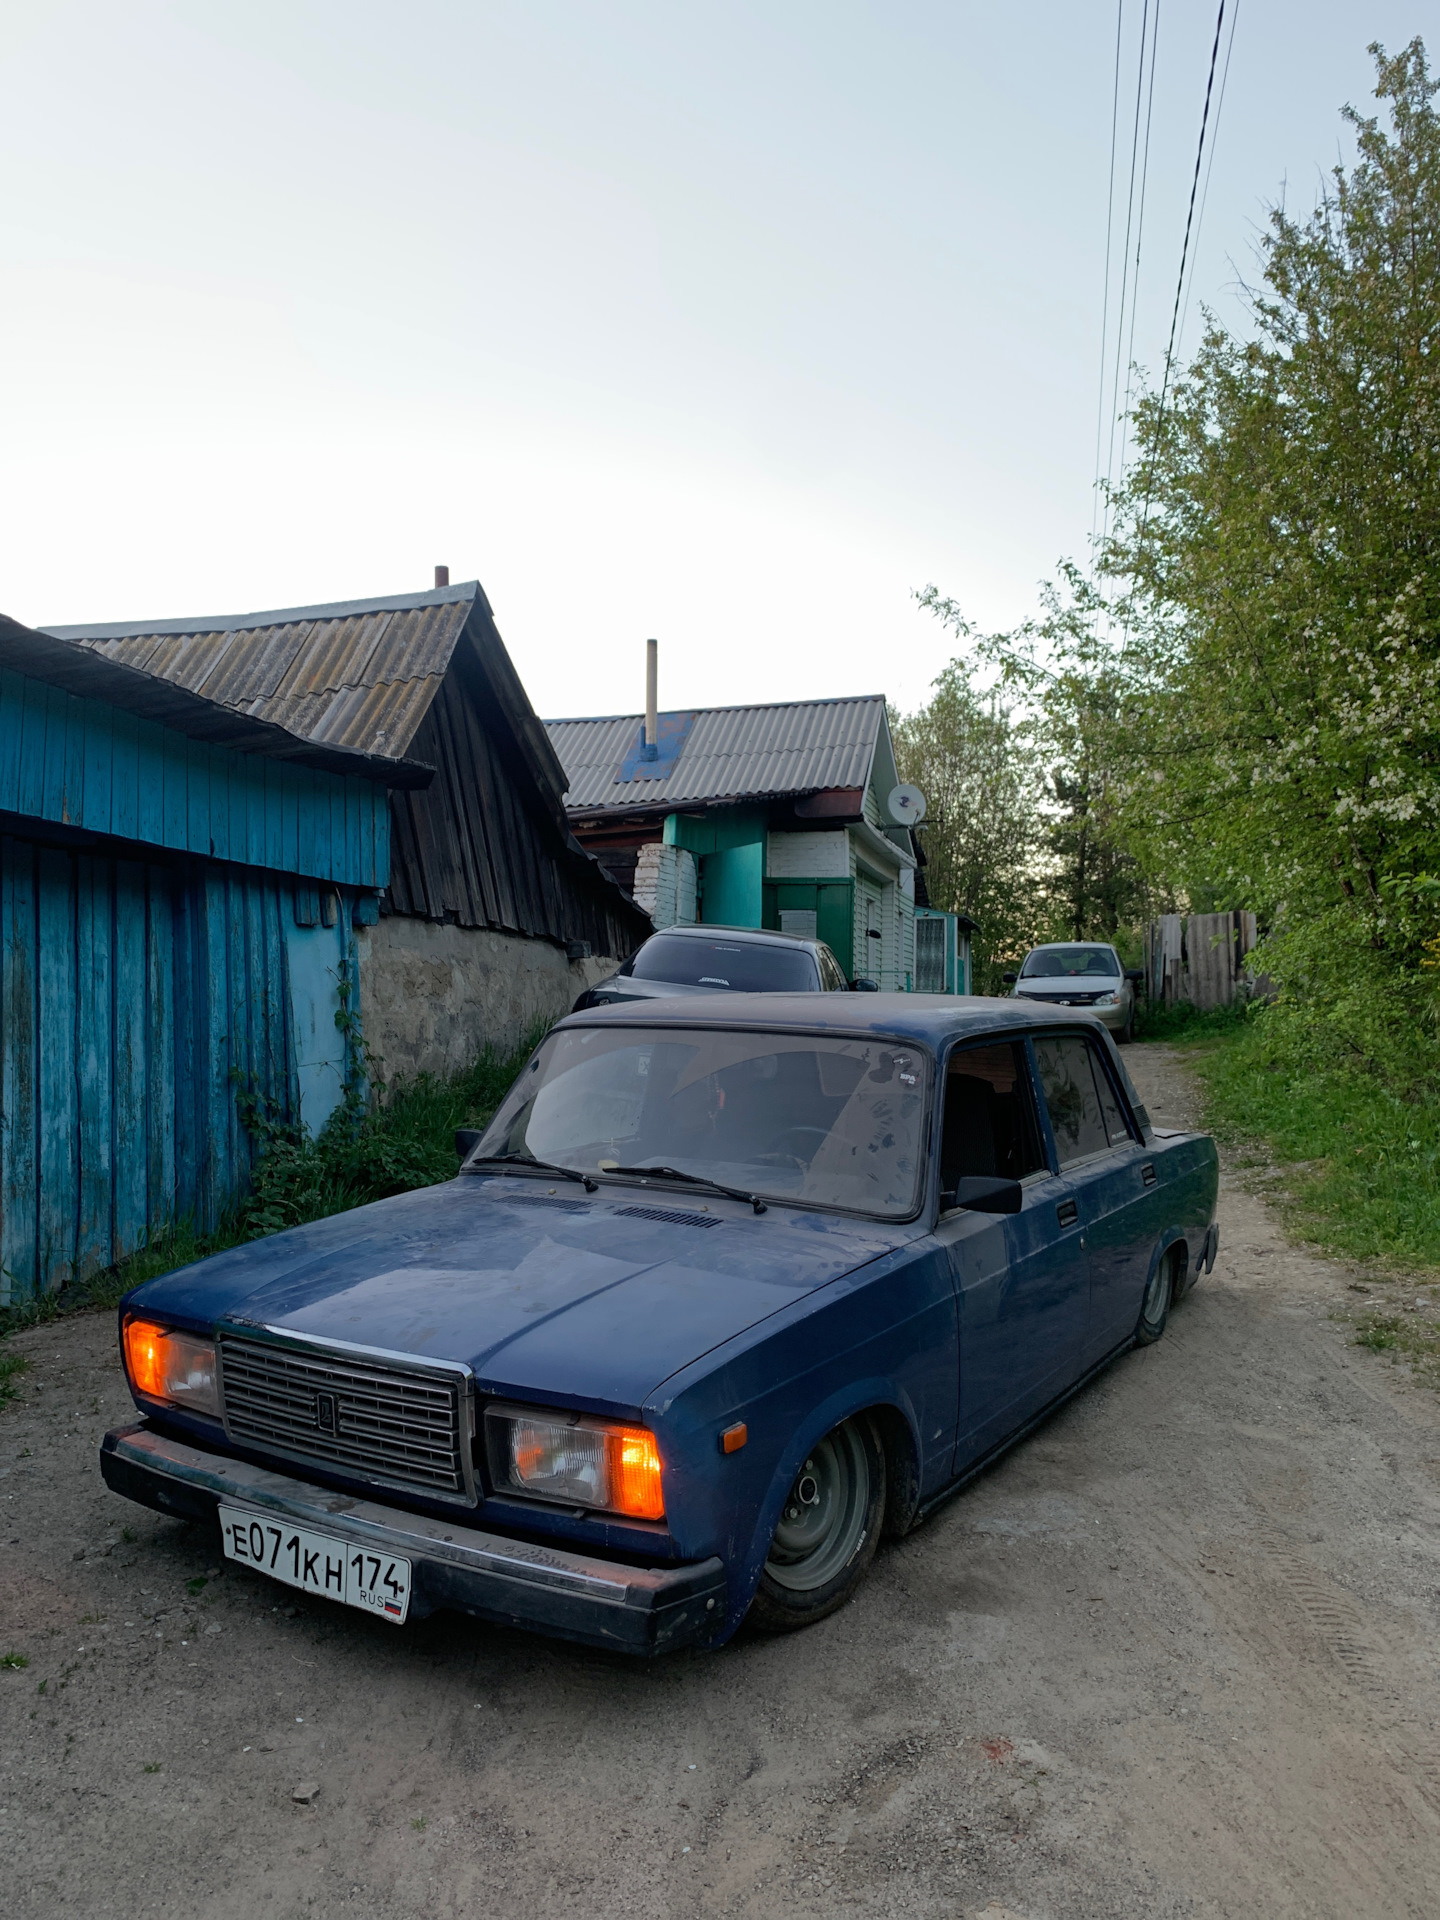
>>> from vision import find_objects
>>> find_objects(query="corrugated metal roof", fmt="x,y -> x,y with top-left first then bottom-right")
43,584 -> 480,761
545,695 -> 887,810
0,612 -> 434,789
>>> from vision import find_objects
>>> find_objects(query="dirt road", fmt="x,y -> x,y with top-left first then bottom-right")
4,1044 -> 1439,1918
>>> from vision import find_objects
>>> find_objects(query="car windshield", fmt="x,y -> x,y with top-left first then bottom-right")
1020,947 -> 1120,979
628,934 -> 818,992
472,1026 -> 930,1218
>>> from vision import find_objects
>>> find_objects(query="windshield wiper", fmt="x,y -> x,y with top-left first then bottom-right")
465,1153 -> 597,1194
603,1164 -> 768,1215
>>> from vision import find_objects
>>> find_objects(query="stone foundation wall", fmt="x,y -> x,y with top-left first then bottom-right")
356,917 -> 618,1082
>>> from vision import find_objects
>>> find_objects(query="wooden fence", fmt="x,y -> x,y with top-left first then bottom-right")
1144,910 -> 1258,1010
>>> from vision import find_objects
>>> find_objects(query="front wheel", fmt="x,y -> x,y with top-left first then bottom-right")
748,1415 -> 885,1633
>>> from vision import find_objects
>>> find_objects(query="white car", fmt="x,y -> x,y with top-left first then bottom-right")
1003,942 -> 1143,1042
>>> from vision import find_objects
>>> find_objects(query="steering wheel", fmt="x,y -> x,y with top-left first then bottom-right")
750,1125 -> 830,1171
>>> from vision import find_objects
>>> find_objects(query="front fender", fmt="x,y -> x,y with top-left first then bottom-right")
730,1380 -> 922,1634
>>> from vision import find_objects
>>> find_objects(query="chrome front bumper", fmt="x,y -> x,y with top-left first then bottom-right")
100,1423 -> 726,1656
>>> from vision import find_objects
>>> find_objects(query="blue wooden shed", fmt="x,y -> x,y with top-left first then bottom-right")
0,612 -> 431,1304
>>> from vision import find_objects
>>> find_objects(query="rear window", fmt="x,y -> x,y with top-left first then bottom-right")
1020,946 -> 1120,979
629,934 -> 819,992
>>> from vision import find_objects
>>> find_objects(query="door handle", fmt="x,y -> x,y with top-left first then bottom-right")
1056,1199 -> 1079,1228
1141,1162 -> 1157,1187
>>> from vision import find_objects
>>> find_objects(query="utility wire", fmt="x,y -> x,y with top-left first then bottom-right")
1090,1 -> 1126,555
1138,0 -> 1231,536
1177,0 -> 1239,361
1100,0 -> 1158,557
1113,0 -> 1162,509
1154,2 -> 1227,441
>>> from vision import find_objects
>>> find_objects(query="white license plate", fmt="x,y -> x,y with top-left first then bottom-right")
219,1505 -> 411,1624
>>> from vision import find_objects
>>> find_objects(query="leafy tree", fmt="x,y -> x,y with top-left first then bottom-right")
891,659 -> 1045,990
1107,39 -> 1440,976
915,570 -> 1154,951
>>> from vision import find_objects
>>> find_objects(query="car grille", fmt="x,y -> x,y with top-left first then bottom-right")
217,1332 -> 470,1500
1020,990 -> 1110,1005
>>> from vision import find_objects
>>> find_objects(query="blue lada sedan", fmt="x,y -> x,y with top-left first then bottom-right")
101,996 -> 1219,1655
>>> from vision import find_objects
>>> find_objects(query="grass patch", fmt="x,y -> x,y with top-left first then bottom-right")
1,1651 -> 29,1670
0,1029 -> 541,1343
0,1351 -> 29,1406
1159,1006 -> 1440,1272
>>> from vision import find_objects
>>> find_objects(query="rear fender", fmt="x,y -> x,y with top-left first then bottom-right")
1148,1230 -> 1192,1301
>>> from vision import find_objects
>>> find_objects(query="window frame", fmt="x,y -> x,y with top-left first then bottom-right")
1025,1027 -> 1143,1174
934,1033 -> 1051,1213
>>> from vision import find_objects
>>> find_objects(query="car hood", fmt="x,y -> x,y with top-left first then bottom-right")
128,1177 -> 911,1412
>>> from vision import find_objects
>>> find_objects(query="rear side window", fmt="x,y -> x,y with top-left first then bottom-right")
817,945 -> 847,992
1034,1035 -> 1130,1165
940,1042 -> 1047,1192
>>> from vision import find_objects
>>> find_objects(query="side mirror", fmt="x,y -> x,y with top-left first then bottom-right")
942,1176 -> 1023,1215
1125,968 -> 1144,984
1001,971 -> 1017,985
455,1128 -> 484,1162
850,976 -> 880,993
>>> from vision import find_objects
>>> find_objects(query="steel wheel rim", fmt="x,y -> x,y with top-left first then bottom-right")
765,1424 -> 870,1592
1143,1259 -> 1169,1324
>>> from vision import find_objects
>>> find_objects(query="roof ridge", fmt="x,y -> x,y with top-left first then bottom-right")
543,692 -> 886,725
41,580 -> 486,641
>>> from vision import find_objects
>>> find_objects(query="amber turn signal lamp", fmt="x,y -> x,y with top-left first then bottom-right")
123,1317 -> 169,1398
720,1423 -> 748,1454
610,1427 -> 665,1520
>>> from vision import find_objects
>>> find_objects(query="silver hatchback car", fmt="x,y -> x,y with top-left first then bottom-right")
1003,942 -> 1144,1041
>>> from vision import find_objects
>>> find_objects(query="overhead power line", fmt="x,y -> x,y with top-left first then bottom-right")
1154,0 -> 1230,438
1137,0 -> 1236,538
1113,0 -> 1162,505
1099,0 -> 1160,558
1177,0 -> 1240,360
1090,1 -> 1126,554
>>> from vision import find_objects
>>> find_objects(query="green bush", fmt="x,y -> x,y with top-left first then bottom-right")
1180,980 -> 1440,1271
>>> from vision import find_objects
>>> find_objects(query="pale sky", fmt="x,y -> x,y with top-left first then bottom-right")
0,3 -> 1426,720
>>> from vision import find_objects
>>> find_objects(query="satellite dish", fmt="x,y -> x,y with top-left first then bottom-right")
888,784 -> 927,826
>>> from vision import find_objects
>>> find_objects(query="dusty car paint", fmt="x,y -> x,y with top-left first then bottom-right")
104,995 -> 1218,1651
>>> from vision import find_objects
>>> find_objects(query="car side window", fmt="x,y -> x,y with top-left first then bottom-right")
1034,1035 -> 1117,1167
1091,1046 -> 1135,1146
940,1042 -> 1046,1198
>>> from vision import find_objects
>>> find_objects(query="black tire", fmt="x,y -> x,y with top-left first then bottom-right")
1117,1008 -> 1135,1044
748,1415 -> 886,1633
1135,1246 -> 1179,1345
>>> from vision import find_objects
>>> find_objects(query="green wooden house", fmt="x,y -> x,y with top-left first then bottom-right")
545,695 -> 922,990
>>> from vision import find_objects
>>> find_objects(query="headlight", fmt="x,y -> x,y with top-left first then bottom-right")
485,1407 -> 664,1520
123,1317 -> 220,1416
1095,992 -> 1120,1006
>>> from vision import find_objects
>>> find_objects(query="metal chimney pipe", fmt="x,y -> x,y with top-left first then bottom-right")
645,637 -> 658,755
434,565 -> 449,588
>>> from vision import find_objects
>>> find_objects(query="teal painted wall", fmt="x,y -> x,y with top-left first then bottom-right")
700,840 -> 764,927
664,807 -> 766,927
0,667 -> 390,888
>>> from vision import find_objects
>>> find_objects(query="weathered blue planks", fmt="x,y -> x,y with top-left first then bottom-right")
0,833 -> 314,1303
0,667 -> 390,889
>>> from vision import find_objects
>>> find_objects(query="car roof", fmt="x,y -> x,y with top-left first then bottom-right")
639,922 -> 819,948
559,991 -> 1101,1046
1026,941 -> 1118,952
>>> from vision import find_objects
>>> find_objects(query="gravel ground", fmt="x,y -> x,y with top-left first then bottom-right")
3,1042 -> 1439,1919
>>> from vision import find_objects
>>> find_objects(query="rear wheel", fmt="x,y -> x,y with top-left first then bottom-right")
749,1415 -> 885,1632
1135,1246 -> 1180,1345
